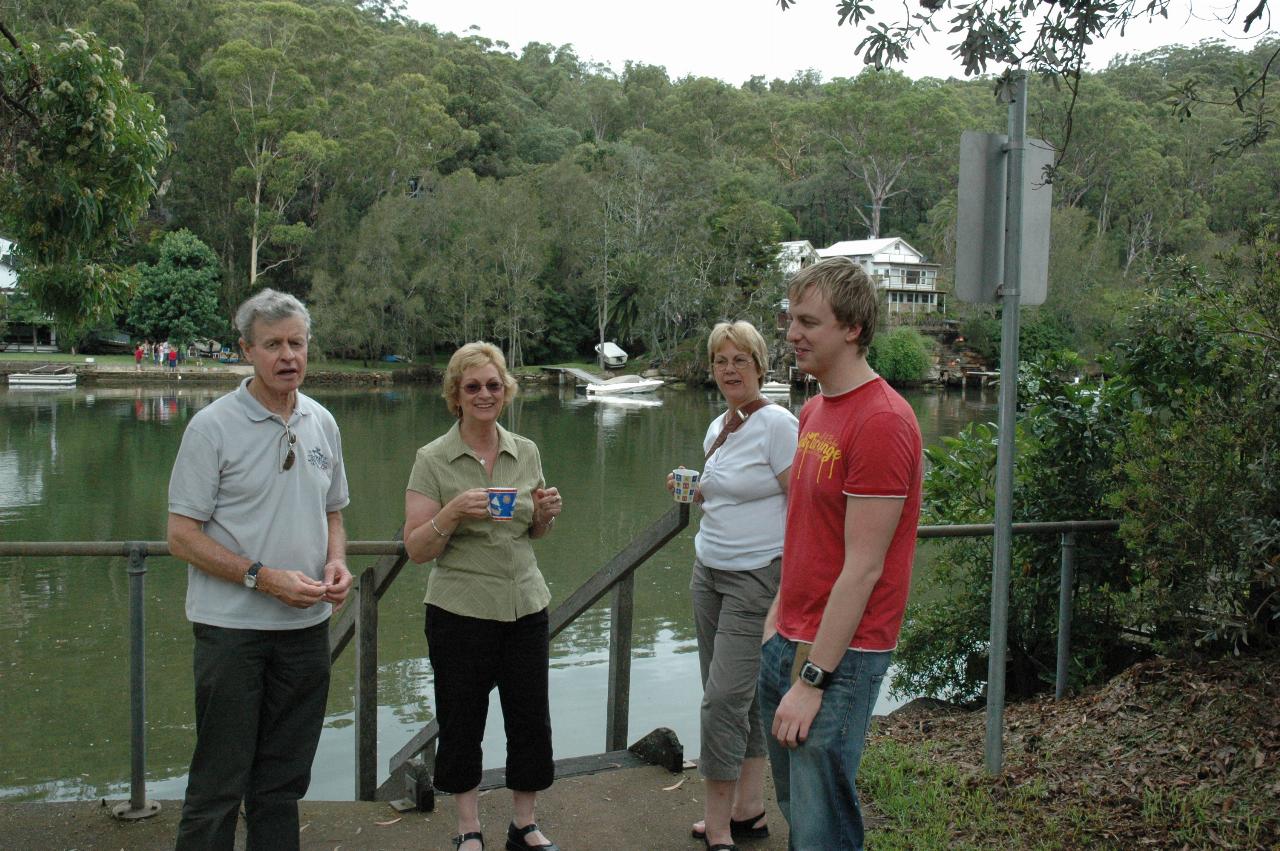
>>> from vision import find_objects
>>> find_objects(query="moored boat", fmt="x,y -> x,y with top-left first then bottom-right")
7,365 -> 77,387
584,374 -> 664,395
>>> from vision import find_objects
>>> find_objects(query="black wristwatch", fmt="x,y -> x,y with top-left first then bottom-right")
799,659 -> 832,690
243,560 -> 263,590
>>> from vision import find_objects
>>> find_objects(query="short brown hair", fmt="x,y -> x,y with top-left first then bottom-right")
442,342 -> 518,417
787,257 -> 879,354
706,321 -> 768,389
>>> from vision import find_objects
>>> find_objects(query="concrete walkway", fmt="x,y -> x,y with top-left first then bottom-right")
0,764 -> 791,850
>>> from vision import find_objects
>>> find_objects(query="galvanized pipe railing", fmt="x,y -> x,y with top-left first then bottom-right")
0,515 -> 1118,812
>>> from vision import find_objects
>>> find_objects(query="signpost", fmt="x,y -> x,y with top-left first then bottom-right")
953,70 -> 1054,775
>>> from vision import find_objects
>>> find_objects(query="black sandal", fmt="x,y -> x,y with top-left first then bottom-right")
453,831 -> 484,850
691,812 -> 769,841
506,821 -> 561,851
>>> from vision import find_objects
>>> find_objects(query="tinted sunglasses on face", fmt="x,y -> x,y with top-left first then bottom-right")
462,380 -> 504,395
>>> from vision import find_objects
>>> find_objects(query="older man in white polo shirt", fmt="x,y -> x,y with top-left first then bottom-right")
168,288 -> 353,851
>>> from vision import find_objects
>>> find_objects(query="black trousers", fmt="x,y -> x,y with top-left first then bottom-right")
174,621 -> 331,851
425,605 -> 554,793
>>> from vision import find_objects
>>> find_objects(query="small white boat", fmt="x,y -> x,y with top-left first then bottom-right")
584,374 -> 664,395
760,381 -> 791,397
8,365 -> 77,387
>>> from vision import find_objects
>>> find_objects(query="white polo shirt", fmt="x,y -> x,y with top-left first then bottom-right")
694,402 -> 798,572
168,378 -> 350,630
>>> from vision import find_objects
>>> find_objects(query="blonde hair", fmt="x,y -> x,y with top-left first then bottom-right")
787,257 -> 879,354
706,320 -> 768,389
442,342 -> 518,417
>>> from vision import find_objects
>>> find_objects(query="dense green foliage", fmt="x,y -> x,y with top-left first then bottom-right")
126,229 -> 221,346
899,232 -> 1280,702
4,0 -> 1278,366
0,25 -> 168,327
868,326 -> 932,383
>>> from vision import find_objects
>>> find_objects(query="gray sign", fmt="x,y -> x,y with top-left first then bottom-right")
955,131 -> 1054,305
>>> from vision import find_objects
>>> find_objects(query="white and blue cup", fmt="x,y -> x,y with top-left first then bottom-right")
487,487 -> 518,521
672,468 -> 701,504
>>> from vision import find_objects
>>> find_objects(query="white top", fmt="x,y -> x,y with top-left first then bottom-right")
169,378 -> 350,630
694,402 -> 799,571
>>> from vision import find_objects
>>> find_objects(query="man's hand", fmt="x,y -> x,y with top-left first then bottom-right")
322,560 -> 353,607
258,566 -> 326,609
771,680 -> 824,748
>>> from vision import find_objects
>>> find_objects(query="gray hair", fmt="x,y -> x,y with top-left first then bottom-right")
235,288 -> 311,344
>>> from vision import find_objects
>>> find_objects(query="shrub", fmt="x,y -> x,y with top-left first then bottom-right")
869,327 -> 932,383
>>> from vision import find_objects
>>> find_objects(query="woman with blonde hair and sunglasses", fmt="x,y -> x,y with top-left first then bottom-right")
404,342 -> 563,851
669,320 -> 798,851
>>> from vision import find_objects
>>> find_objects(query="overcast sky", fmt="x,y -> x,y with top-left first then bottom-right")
404,0 -> 1272,84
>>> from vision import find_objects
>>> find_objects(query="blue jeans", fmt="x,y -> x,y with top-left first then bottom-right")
757,633 -> 891,851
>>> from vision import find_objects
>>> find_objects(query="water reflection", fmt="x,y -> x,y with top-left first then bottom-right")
0,382 -> 996,802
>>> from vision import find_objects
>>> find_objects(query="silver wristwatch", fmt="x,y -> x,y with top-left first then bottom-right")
243,560 -> 263,590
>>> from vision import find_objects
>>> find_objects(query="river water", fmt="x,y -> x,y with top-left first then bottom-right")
0,380 -> 994,802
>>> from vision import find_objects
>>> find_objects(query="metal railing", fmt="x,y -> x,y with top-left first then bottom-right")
0,514 -> 1118,813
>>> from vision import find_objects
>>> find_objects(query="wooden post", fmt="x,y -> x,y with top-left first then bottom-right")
605,572 -> 635,752
355,567 -> 378,800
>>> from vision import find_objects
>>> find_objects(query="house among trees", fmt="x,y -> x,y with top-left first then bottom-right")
776,240 -> 821,277
817,237 -> 944,315
0,236 -> 58,352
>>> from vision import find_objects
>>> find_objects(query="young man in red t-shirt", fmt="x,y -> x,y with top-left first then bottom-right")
758,257 -> 923,850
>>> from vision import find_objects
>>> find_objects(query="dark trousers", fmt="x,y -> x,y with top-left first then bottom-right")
425,605 -> 554,793
175,621 -> 331,851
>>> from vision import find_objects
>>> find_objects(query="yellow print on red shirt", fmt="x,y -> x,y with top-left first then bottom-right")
794,430 -> 843,482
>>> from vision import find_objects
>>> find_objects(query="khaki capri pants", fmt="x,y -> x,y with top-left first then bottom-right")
691,556 -> 782,781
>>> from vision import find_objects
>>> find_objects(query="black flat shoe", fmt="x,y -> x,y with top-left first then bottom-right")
507,821 -> 560,851
453,831 -> 484,850
691,812 -> 769,841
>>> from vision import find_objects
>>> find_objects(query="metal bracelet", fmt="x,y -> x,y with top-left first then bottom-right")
430,517 -> 451,538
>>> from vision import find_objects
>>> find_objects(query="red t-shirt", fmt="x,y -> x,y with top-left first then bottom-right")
776,377 -> 923,651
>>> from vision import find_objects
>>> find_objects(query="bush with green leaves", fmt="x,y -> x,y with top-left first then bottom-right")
126,229 -> 221,347
868,326 -> 932,383
898,230 -> 1280,703
1108,233 -> 1280,651
894,351 -> 1130,702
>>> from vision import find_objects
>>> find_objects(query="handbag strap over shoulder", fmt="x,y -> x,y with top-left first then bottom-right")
704,398 -> 773,462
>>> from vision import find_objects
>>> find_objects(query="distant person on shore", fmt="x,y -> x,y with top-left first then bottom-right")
168,344 -> 178,371
403,342 -> 563,851
667,321 -> 797,851
134,342 -> 144,371
758,257 -> 923,850
167,288 -> 353,851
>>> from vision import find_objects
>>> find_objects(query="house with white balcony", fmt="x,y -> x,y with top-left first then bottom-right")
817,237 -> 944,315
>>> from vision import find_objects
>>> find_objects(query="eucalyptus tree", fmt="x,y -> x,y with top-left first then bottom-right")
200,0 -> 335,293
817,70 -> 962,239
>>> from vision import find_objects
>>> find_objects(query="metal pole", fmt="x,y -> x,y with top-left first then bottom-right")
605,572 -> 635,752
355,567 -> 378,800
985,69 -> 1028,776
113,543 -> 160,820
1055,532 -> 1077,699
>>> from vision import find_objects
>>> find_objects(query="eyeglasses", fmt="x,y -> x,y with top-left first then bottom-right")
461,380 -> 504,395
280,421 -> 297,472
713,355 -> 755,372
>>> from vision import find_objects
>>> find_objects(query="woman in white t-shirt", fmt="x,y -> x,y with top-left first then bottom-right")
669,320 -> 798,851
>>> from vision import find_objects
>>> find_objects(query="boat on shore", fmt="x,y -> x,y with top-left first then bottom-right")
760,380 -> 791,397
584,374 -> 664,395
7,364 -> 77,388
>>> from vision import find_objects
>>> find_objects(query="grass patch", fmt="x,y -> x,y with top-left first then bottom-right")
0,352 -> 135,366
862,739 -> 1100,849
